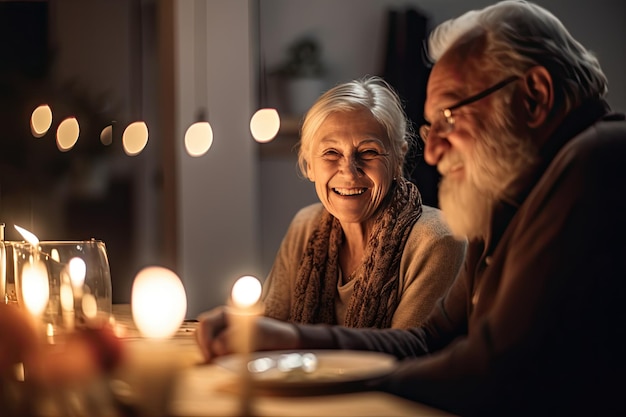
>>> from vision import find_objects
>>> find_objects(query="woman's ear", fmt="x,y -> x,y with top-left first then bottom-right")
521,66 -> 554,128
306,162 -> 315,182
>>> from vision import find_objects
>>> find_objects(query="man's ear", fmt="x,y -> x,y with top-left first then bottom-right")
521,66 -> 554,128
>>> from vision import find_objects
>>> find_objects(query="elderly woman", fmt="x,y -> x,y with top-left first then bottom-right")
262,76 -> 466,329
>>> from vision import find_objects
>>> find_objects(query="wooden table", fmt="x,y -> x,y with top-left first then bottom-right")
112,305 -> 455,417
170,365 -> 454,417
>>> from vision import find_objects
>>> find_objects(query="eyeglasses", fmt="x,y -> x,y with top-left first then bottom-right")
419,75 -> 519,142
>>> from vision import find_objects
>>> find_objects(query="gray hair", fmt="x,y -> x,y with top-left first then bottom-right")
297,76 -> 413,178
427,0 -> 608,111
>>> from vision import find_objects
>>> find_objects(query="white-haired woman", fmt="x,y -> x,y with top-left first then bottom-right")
262,76 -> 466,329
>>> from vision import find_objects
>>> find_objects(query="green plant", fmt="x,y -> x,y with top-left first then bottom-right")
275,37 -> 326,78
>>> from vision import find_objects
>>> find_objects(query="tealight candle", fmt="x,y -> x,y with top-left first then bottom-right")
228,275 -> 262,417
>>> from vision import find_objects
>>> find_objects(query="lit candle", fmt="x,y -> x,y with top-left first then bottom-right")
131,266 -> 187,340
14,225 -> 40,248
68,256 -> 86,324
228,275 -> 262,417
13,226 -> 50,392
21,255 -> 49,320
19,249 -> 50,380
117,266 -> 191,417
69,257 -> 86,294
14,225 -> 46,319
230,275 -> 263,351
46,322 -> 55,344
59,276 -> 75,331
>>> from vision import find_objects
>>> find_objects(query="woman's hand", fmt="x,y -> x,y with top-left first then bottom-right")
195,306 -> 300,362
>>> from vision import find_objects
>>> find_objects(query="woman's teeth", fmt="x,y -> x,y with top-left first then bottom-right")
333,188 -> 367,196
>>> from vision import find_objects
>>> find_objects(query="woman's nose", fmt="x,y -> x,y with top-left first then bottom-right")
343,155 -> 363,176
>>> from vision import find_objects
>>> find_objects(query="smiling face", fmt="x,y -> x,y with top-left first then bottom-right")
423,50 -> 537,239
306,109 -> 394,226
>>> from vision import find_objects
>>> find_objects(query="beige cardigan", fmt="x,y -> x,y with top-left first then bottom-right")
262,203 -> 467,329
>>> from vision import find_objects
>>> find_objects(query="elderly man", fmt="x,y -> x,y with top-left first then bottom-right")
196,1 -> 626,415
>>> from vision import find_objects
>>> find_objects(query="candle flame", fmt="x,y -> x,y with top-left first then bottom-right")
82,293 -> 98,319
231,276 -> 262,308
69,257 -> 87,288
21,260 -> 49,317
60,282 -> 74,311
14,225 -> 40,246
132,266 -> 187,339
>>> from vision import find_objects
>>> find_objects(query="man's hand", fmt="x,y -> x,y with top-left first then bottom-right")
195,306 -> 300,362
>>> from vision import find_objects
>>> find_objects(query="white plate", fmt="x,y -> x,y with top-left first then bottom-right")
213,350 -> 397,393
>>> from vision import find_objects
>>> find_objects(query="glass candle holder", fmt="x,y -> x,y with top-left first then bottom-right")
2,242 -> 21,305
12,239 -> 113,335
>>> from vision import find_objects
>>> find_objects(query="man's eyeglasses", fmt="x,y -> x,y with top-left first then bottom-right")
419,75 -> 519,142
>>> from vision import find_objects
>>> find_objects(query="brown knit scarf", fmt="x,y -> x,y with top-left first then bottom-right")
288,177 -> 422,328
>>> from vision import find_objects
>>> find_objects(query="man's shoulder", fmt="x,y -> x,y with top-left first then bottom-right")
558,116 -> 626,172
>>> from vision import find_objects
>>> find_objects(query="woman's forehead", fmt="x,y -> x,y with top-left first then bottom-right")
313,110 -> 387,144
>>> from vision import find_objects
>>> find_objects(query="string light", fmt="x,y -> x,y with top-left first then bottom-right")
250,108 -> 280,143
30,104 -> 53,138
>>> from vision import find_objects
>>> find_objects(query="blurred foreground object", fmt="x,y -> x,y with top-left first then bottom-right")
0,303 -> 124,416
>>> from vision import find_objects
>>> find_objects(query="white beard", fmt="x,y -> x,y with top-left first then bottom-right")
439,173 -> 493,240
438,112 -> 538,240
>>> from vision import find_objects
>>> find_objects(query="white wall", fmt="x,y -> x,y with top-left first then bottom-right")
176,0 -> 262,317
260,0 -> 625,111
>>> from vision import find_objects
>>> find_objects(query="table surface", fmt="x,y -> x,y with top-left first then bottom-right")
112,304 -> 455,417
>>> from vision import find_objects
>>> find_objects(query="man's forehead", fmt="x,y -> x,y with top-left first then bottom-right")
426,60 -> 471,105
426,50 -> 492,107
426,28 -> 490,94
